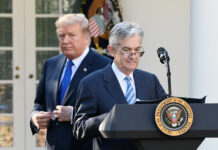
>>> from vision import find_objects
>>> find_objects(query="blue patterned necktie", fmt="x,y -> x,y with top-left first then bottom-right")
124,76 -> 136,104
59,60 -> 74,104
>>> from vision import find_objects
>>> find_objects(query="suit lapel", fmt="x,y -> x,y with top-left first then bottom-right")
133,70 -> 147,100
49,55 -> 66,107
62,49 -> 94,105
104,65 -> 128,104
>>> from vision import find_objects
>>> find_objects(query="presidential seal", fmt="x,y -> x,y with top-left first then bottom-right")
155,97 -> 193,136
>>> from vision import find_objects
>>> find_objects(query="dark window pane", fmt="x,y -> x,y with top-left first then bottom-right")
0,116 -> 13,147
35,0 -> 58,14
36,51 -> 59,80
0,18 -> 12,46
62,0 -> 81,14
0,0 -> 12,13
0,84 -> 13,113
0,51 -> 12,80
36,18 -> 58,47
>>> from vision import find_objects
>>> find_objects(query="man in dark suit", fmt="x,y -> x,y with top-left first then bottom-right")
30,13 -> 111,150
73,22 -> 167,150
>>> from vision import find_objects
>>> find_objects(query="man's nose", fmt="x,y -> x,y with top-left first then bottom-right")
63,35 -> 71,43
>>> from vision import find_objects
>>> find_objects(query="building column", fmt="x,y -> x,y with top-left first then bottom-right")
190,0 -> 218,149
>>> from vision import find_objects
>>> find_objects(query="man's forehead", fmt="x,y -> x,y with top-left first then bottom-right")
121,45 -> 141,49
119,35 -> 141,43
118,41 -> 141,49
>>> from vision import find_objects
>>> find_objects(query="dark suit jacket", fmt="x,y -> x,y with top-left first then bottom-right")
30,49 -> 111,150
73,64 -> 167,150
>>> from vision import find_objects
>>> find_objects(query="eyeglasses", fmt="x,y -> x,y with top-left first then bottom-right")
119,46 -> 145,57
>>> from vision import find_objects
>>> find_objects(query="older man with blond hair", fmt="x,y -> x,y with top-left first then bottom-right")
30,13 -> 111,150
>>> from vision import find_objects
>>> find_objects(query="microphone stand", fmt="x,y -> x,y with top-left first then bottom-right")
164,51 -> 172,97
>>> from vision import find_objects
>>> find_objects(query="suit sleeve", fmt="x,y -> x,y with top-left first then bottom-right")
30,60 -> 47,134
153,74 -> 168,99
73,80 -> 107,141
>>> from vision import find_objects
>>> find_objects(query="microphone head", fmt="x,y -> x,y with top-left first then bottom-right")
157,47 -> 166,58
157,47 -> 170,64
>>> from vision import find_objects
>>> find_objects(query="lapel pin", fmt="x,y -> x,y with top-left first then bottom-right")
83,67 -> 87,72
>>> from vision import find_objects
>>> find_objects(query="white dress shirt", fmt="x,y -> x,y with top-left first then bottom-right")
111,62 -> 136,96
60,47 -> 89,83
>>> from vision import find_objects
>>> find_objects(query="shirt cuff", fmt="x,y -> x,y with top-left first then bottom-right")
30,111 -> 40,133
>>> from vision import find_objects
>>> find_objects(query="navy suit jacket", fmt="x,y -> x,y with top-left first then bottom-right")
73,64 -> 167,150
30,49 -> 111,150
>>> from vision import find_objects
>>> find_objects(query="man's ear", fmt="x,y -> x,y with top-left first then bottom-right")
83,32 -> 91,44
107,45 -> 115,57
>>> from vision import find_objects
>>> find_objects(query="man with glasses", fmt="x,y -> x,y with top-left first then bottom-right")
73,22 -> 167,150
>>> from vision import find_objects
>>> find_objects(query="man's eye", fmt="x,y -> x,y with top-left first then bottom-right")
122,49 -> 130,52
59,34 -> 65,38
135,47 -> 141,52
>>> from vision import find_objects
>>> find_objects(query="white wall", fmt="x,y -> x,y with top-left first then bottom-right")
190,0 -> 218,102
190,0 -> 218,149
120,0 -> 190,97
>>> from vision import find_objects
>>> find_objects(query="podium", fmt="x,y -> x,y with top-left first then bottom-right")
99,103 -> 218,150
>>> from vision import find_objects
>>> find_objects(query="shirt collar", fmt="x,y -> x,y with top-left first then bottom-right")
66,47 -> 89,68
111,61 -> 134,81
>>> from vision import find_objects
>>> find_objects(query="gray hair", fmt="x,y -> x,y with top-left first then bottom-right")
55,13 -> 90,34
109,22 -> 144,49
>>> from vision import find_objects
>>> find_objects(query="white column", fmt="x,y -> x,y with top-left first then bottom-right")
190,0 -> 218,149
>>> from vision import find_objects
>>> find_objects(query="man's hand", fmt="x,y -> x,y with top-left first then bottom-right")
32,111 -> 51,129
53,105 -> 73,122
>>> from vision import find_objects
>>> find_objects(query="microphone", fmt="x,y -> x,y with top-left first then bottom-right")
157,47 -> 172,97
157,47 -> 170,64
